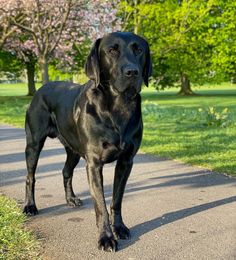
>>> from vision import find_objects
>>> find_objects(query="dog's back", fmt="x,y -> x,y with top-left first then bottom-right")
25,81 -> 88,149
29,81 -> 82,112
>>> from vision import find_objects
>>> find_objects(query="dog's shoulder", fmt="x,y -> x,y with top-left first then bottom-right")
39,81 -> 82,93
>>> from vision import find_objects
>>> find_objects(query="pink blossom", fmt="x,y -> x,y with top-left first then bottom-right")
0,0 -> 121,67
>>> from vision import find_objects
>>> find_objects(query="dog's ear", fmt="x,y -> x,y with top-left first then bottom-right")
143,44 -> 152,87
85,38 -> 101,87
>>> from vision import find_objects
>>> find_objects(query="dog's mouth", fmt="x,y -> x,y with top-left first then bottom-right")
110,83 -> 141,100
111,77 -> 142,96
124,86 -> 140,99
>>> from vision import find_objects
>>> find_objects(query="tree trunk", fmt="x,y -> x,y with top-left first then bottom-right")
178,73 -> 195,95
133,0 -> 141,34
26,61 -> 36,96
39,57 -> 49,84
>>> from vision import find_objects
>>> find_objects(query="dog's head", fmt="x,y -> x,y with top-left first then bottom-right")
85,32 -> 152,95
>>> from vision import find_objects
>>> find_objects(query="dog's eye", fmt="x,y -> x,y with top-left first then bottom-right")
137,48 -> 143,54
108,45 -> 119,56
134,47 -> 143,55
133,44 -> 143,56
109,48 -> 118,55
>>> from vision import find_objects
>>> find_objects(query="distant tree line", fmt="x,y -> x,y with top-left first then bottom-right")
0,0 -> 235,95
0,0 -> 119,95
119,0 -> 236,94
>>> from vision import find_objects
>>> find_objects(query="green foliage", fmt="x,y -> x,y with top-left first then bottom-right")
209,1 -> 236,78
0,51 -> 24,80
143,102 -> 234,129
0,195 -> 40,260
48,65 -> 73,81
199,107 -> 233,128
73,39 -> 91,71
119,0 -> 235,90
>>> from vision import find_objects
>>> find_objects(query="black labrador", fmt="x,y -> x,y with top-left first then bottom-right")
23,32 -> 152,252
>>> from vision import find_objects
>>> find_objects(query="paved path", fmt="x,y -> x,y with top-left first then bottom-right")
0,125 -> 236,260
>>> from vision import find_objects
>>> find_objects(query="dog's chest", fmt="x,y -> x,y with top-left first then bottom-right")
86,88 -> 136,132
75,89 -> 141,162
91,103 -> 136,162
86,92 -> 136,136
111,104 -> 132,132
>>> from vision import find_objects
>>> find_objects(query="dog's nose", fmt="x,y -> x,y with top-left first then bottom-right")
123,66 -> 139,77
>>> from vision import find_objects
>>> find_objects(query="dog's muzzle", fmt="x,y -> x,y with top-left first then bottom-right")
124,86 -> 140,100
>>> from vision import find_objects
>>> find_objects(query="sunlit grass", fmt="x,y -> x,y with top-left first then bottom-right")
0,82 -> 236,176
0,96 -> 30,127
141,83 -> 236,176
0,195 -> 40,260
0,83 -> 41,96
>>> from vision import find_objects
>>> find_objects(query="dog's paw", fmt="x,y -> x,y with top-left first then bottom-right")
66,197 -> 83,207
112,224 -> 130,240
98,233 -> 117,252
23,204 -> 38,216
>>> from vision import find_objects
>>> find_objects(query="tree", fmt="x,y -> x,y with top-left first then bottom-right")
0,50 -> 24,80
0,0 -> 18,48
119,0 -> 234,95
0,12 -> 14,48
0,1 -> 37,95
1,0 -> 120,85
208,1 -> 236,82
3,34 -> 38,95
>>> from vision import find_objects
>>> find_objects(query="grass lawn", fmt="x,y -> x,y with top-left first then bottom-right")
0,82 -> 235,176
0,82 -> 41,96
142,83 -> 236,176
0,195 -> 40,259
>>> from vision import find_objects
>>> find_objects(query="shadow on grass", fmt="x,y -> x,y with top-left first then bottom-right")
142,88 -> 236,101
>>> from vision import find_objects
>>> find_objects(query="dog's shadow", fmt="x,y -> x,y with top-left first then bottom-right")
119,195 -> 236,250
35,192 -> 236,250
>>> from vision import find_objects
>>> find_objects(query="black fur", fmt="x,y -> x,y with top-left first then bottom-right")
23,32 -> 152,252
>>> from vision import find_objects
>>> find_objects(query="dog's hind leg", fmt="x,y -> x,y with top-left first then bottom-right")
63,147 -> 82,207
23,112 -> 48,215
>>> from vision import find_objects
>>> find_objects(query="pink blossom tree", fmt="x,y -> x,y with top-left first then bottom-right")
0,0 -> 20,48
0,0 -> 120,94
0,10 -> 14,48
0,1 -> 37,95
4,35 -> 37,95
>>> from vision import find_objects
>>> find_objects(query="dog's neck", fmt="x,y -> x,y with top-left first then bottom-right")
98,82 -> 139,102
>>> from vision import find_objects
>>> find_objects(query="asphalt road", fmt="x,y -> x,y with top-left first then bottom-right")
0,125 -> 236,260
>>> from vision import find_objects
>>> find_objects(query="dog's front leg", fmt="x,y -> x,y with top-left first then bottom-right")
86,158 -> 117,252
110,157 -> 133,240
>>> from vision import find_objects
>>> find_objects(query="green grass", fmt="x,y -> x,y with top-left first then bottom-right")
0,195 -> 40,260
141,83 -> 236,176
0,83 -> 41,96
0,96 -> 31,126
0,83 -> 40,127
0,82 -> 236,176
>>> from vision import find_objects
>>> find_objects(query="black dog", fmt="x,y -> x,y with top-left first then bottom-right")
23,32 -> 152,252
